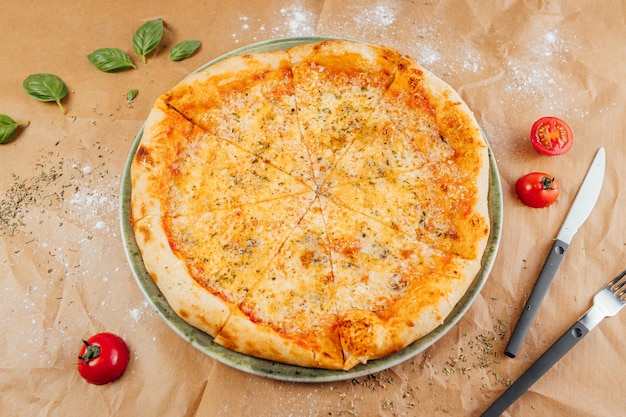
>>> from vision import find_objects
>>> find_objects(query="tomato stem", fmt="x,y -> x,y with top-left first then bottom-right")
78,340 -> 101,363
542,177 -> 557,190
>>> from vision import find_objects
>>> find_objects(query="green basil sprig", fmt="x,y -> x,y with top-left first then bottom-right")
0,114 -> 29,144
133,18 -> 164,63
169,40 -> 201,61
23,73 -> 68,114
88,48 -> 137,72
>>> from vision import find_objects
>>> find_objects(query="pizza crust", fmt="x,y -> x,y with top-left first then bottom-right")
130,39 -> 490,370
130,97 -> 194,221
215,306 -> 344,370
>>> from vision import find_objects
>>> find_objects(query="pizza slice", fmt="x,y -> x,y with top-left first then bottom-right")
131,95 -> 314,221
287,39 -> 401,183
325,163 -> 489,260
319,198 -> 481,369
163,192 -> 316,306
338,252 -> 481,370
214,196 -> 344,369
167,127 -> 314,216
132,186 -> 317,344
164,50 -> 316,188
317,198 -> 418,367
324,55 -> 457,186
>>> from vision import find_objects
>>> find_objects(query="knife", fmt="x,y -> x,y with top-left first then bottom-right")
482,269 -> 626,417
505,147 -> 606,358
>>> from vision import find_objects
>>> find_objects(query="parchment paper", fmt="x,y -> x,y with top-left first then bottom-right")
1,1 -> 624,416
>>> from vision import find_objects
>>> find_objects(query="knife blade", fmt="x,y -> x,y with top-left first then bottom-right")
505,147 -> 606,358
482,269 -> 626,417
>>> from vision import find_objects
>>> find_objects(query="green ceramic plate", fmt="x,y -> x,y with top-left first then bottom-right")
120,37 -> 503,382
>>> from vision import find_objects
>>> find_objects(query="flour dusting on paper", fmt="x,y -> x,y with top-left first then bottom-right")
278,4 -> 316,36
353,5 -> 397,27
503,28 -> 588,118
319,4 -> 399,39
233,3 -> 316,44
504,28 -> 570,96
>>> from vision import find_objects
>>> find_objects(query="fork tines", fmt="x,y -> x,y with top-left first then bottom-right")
609,270 -> 626,300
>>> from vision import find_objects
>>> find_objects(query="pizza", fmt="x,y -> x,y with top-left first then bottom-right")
129,39 -> 490,370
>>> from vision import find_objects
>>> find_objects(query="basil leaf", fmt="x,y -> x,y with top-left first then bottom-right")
22,73 -> 69,114
0,114 -> 29,144
133,18 -> 164,63
87,48 -> 137,73
169,40 -> 201,61
127,88 -> 138,103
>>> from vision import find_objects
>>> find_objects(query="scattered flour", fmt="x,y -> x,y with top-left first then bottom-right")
503,28 -> 588,118
353,5 -> 397,27
67,162 -> 118,235
130,307 -> 143,322
234,3 -> 316,44
415,43 -> 441,66
239,15 -> 250,31
279,5 -> 315,36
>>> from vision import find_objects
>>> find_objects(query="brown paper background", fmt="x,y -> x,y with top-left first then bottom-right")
1,1 -> 624,416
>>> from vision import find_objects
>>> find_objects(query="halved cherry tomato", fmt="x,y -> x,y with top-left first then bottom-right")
530,116 -> 573,156
77,332 -> 129,385
515,172 -> 559,208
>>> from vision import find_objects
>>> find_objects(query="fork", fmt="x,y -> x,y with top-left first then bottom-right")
482,269 -> 626,417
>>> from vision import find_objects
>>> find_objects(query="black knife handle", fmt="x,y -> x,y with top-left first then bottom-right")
505,238 -> 569,358
482,320 -> 590,417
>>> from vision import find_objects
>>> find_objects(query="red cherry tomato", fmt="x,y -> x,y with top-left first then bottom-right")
515,172 -> 559,208
77,332 -> 129,385
530,116 -> 573,156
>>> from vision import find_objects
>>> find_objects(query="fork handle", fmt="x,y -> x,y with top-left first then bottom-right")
482,320 -> 590,417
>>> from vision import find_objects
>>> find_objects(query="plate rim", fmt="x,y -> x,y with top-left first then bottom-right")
119,36 -> 503,383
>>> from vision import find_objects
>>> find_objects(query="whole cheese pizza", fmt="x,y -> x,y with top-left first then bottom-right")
130,39 -> 490,370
